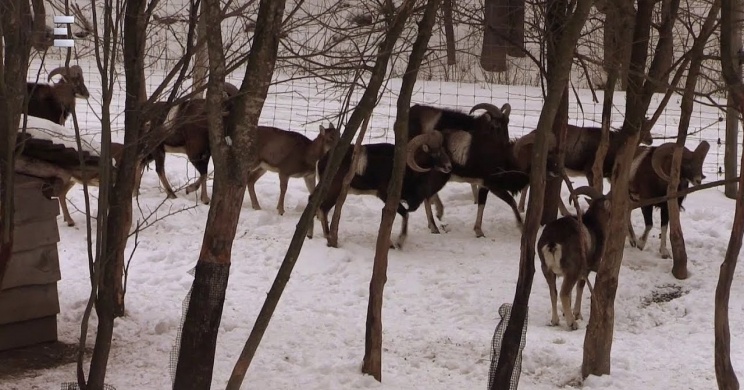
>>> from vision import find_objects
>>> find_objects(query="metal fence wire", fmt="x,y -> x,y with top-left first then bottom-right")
487,303 -> 528,390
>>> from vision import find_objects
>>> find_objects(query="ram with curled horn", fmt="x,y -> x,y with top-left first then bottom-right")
311,130 -> 452,248
26,64 -> 90,126
537,185 -> 611,330
407,102 -> 546,237
626,140 -> 710,259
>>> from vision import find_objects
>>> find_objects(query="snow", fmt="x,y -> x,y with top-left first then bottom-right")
5,80 -> 744,390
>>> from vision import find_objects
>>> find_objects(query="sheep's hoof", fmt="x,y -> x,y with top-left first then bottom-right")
429,225 -> 441,234
567,322 -> 579,331
252,204 -> 262,211
66,220 -> 75,227
573,312 -> 583,321
550,317 -> 560,326
474,227 -> 485,238
660,250 -> 671,259
277,208 -> 285,216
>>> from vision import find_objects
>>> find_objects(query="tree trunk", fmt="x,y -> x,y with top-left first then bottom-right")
87,0 -> 149,387
0,1 -> 32,292
541,0 -> 569,225
582,0 -> 656,377
492,0 -> 594,386
725,0 -> 741,199
174,0 -> 287,388
361,0 -> 439,381
716,1 -> 742,387
665,0 -> 719,280
192,12 -> 208,99
225,0 -> 416,382
328,114 -> 371,247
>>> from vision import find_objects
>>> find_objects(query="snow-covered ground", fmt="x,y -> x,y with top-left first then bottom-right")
4,80 -> 743,390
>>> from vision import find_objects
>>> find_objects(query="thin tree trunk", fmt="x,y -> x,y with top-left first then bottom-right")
541,0 -> 569,225
328,114 -> 371,247
174,0 -> 287,388
724,0 -> 741,199
192,12 -> 208,99
716,0 -> 742,387
582,0 -> 653,377
665,0 -> 719,280
0,1 -> 32,292
225,1 -> 415,387
493,0 -> 594,386
362,0 -> 439,381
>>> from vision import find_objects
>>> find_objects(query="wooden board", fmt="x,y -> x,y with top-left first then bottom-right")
0,283 -> 59,325
11,219 -> 60,253
1,244 -> 61,290
0,315 -> 57,351
13,174 -> 60,225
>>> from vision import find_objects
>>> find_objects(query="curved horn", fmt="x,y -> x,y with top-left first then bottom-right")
47,66 -> 68,82
469,102 -> 503,118
500,103 -> 511,119
651,143 -> 676,182
223,82 -> 239,98
571,185 -> 603,200
406,133 -> 433,173
67,65 -> 83,77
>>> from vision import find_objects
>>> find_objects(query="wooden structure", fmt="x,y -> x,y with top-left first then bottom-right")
0,174 -> 62,351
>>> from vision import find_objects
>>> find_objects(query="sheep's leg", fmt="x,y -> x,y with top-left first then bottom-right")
627,209 -> 638,247
133,162 -> 145,197
154,149 -> 177,199
276,173 -> 290,215
246,168 -> 267,211
573,279 -> 585,321
560,275 -> 579,330
659,206 -> 671,259
304,175 -> 316,238
186,158 -> 210,204
517,185 -> 528,212
470,184 -> 479,204
423,198 -> 440,234
636,205 -> 654,251
430,193 -> 444,220
492,189 -> 524,232
473,187 -> 489,237
540,262 -> 560,326
395,206 -> 408,249
57,180 -> 77,227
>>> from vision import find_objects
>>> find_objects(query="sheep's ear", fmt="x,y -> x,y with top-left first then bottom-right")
319,124 -> 326,134
422,144 -> 430,153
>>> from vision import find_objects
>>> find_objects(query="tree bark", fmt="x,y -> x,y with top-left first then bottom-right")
492,0 -> 594,386
87,0 -> 149,387
541,0 -> 569,225
665,0 -> 719,280
716,1 -> 742,387
0,0 -> 32,292
361,0 -> 439,381
724,0 -> 742,199
174,0 -> 287,388
582,0 -> 654,377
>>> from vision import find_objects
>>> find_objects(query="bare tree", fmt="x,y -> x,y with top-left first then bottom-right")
492,0 -> 595,386
0,1 -> 33,292
716,0 -> 742,388
174,0 -> 286,387
582,0 -> 683,377
362,0 -> 440,381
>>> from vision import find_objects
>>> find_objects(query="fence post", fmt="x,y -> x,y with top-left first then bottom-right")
725,0 -> 742,199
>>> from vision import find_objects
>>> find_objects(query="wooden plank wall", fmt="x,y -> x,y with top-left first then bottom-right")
0,174 -> 62,351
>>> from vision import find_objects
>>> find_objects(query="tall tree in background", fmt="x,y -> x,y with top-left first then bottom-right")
0,1 -> 33,291
582,0 -> 682,377
716,0 -> 742,388
362,0 -> 440,381
491,0 -> 595,386
174,0 -> 287,387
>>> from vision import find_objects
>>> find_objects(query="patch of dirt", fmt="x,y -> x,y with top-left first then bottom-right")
0,341 -> 86,379
642,284 -> 689,307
